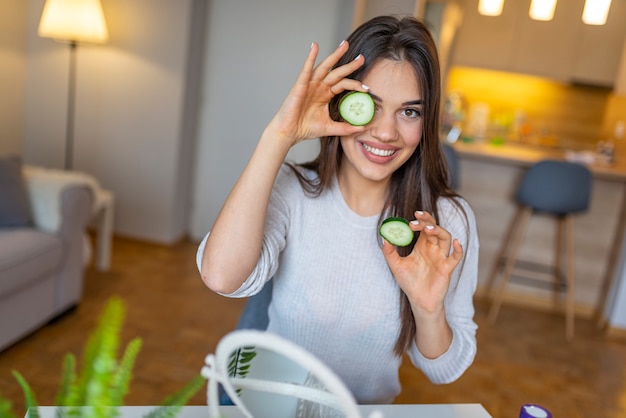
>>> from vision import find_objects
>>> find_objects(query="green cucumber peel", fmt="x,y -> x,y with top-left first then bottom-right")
379,217 -> 414,247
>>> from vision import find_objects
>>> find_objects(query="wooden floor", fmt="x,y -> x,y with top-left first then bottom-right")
1,236 -> 626,418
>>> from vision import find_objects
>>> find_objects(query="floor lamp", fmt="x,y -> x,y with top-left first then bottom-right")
38,0 -> 108,171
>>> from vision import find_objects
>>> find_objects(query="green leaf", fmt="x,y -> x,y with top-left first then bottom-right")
141,375 -> 205,418
12,371 -> 39,418
227,347 -> 257,379
55,354 -> 77,406
109,338 -> 142,407
0,397 -> 17,418
85,299 -> 124,409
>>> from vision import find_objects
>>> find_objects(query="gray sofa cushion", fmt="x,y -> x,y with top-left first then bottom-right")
0,156 -> 32,227
0,229 -> 63,298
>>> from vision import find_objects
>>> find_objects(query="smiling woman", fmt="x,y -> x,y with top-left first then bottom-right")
196,15 -> 480,404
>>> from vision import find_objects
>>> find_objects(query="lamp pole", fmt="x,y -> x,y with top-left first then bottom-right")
65,41 -> 78,170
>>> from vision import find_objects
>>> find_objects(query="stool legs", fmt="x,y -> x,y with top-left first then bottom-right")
488,208 -> 576,340
488,207 -> 532,323
485,206 -> 524,295
564,215 -> 575,340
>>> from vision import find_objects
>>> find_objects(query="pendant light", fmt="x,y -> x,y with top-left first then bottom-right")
582,0 -> 611,25
529,0 -> 557,21
478,0 -> 504,16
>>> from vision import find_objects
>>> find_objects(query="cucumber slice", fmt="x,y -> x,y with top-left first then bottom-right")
339,91 -> 375,126
379,217 -> 414,247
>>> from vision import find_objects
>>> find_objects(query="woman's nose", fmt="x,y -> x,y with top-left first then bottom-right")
370,111 -> 398,142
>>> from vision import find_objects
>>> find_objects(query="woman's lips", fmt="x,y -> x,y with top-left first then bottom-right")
360,142 -> 398,162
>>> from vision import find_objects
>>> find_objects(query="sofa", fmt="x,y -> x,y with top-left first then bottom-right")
0,156 -> 95,352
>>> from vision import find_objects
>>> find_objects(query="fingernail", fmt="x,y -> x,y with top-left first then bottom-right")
339,40 -> 346,47
362,83 -> 370,90
410,220 -> 419,225
310,42 -> 315,49
354,54 -> 362,61
426,225 -> 435,230
417,211 -> 424,215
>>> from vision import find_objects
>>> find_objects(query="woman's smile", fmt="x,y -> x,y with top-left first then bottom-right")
360,141 -> 399,160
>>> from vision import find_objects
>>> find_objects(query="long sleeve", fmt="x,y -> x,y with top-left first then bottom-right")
407,197 -> 479,383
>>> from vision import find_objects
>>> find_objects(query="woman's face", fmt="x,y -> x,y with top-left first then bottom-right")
340,58 -> 423,184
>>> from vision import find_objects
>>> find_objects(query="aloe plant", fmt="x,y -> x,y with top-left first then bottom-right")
0,297 -> 205,418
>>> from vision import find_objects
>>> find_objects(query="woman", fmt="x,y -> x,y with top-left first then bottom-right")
197,15 -> 479,404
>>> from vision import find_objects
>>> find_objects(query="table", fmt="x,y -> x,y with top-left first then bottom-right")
92,188 -> 114,272
453,141 -> 626,327
32,404 -> 493,418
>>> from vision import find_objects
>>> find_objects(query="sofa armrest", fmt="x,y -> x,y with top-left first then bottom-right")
57,184 -> 94,310
23,166 -> 99,233
23,167 -> 96,311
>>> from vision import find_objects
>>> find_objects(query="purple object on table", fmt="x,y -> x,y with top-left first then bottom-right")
519,404 -> 552,418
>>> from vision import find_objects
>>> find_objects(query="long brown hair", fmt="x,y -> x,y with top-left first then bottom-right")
290,15 -> 461,355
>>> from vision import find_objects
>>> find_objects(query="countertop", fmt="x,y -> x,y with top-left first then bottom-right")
451,141 -> 626,182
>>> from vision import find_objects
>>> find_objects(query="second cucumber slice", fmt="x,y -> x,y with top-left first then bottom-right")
339,91 -> 375,126
379,217 -> 414,247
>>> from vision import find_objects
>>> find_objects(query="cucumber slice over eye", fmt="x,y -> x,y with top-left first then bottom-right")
339,91 -> 375,126
379,217 -> 414,247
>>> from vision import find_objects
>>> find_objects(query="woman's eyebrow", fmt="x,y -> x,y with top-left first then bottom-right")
368,92 -> 423,106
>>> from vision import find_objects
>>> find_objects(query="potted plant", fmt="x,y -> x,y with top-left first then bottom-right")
0,297 -> 205,418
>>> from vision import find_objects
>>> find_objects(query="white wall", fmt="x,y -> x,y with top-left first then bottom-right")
17,0 -> 356,244
188,0 -> 355,241
607,232 -> 626,330
0,0 -> 28,155
22,0 -> 200,244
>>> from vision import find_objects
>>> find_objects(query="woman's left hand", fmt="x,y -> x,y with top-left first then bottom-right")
381,210 -> 463,316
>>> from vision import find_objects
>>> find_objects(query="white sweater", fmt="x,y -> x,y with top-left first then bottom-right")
197,164 -> 479,404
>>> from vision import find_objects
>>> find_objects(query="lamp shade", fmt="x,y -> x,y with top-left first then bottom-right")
38,0 -> 108,44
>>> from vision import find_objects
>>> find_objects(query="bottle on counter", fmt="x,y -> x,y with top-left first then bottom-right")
441,92 -> 465,143
598,120 -> 625,164
519,403 -> 552,418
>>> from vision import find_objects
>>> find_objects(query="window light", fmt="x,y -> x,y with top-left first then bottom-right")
582,0 -> 611,25
478,0 -> 504,16
529,0 -> 557,21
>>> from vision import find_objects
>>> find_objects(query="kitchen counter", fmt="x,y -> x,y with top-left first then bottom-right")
450,141 -> 626,328
453,141 -> 626,182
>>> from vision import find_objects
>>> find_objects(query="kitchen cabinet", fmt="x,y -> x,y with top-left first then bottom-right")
451,0 -> 626,86
571,0 -> 626,86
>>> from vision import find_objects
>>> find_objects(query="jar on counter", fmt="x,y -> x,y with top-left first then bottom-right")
519,403 -> 552,418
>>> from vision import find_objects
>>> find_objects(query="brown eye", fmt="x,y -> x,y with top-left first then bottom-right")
402,108 -> 421,119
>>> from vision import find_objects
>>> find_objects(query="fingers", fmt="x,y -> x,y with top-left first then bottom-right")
311,40 -> 366,92
410,210 -> 453,251
295,42 -> 320,86
311,40 -> 352,81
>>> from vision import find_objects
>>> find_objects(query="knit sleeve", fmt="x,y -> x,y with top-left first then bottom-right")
407,197 -> 479,383
217,164 -> 298,298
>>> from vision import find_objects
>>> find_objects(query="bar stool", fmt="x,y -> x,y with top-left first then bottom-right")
486,159 -> 592,340
442,142 -> 460,190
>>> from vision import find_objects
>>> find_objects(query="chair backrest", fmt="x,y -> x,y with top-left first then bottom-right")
515,159 -> 592,215
442,142 -> 460,190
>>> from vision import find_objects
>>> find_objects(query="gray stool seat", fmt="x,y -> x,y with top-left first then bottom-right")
486,159 -> 592,340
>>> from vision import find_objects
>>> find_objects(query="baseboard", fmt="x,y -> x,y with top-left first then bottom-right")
606,326 -> 626,341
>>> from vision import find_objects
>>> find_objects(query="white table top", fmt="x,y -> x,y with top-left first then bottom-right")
33,404 -> 493,418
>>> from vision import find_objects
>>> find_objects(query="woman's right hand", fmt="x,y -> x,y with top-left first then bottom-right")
266,40 -> 370,147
